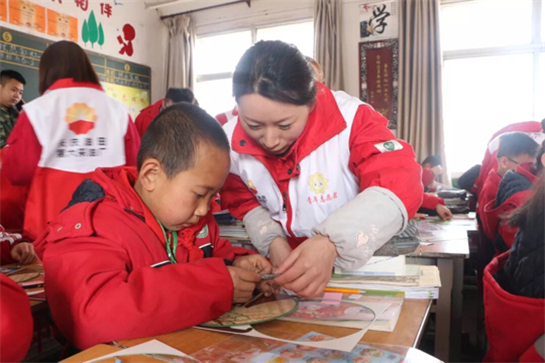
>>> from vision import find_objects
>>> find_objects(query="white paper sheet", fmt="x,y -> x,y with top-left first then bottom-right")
83,339 -> 197,363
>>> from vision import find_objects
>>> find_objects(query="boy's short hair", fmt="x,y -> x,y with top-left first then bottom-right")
0,70 -> 26,86
497,132 -> 539,159
534,141 -> 545,174
165,88 -> 195,104
422,155 -> 442,167
137,103 -> 229,178
541,118 -> 545,133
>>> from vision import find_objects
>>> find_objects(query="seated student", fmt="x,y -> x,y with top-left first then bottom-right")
421,155 -> 443,192
0,275 -> 33,363
0,70 -> 25,149
483,141 -> 545,254
135,88 -> 196,137
473,121 -> 544,198
483,177 -> 545,362
479,132 -> 539,239
33,103 -> 273,350
0,227 -> 36,265
3,41 -> 140,240
0,148 -> 29,233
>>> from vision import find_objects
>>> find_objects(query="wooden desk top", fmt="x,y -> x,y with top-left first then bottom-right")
409,217 -> 477,259
62,299 -> 432,362
2,262 -> 48,312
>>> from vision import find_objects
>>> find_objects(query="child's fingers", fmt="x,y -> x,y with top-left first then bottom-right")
237,268 -> 261,283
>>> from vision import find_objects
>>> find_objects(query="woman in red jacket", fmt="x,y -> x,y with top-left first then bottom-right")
3,41 -> 140,240
220,41 -> 423,298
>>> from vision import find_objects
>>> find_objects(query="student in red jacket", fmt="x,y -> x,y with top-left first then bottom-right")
135,88 -> 196,137
483,141 -> 545,254
421,193 -> 452,220
0,275 -> 33,363
479,132 -> 539,239
421,155 -> 443,192
34,103 -> 273,350
220,41 -> 422,299
473,121 -> 544,197
3,41 -> 140,240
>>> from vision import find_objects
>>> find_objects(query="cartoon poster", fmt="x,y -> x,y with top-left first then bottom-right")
8,0 -> 46,34
359,1 -> 398,42
0,0 -> 7,22
104,82 -> 150,120
47,9 -> 78,42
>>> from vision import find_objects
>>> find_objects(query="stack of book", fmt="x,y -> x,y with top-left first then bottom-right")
326,256 -> 441,299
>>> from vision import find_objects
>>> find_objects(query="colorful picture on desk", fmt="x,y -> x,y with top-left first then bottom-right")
104,82 -> 150,120
252,332 -> 403,363
289,300 -> 375,321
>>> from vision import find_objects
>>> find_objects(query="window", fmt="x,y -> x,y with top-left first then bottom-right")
441,0 -> 544,175
195,20 -> 314,117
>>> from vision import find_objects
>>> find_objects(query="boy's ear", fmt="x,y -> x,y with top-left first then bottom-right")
498,156 -> 509,170
138,158 -> 164,192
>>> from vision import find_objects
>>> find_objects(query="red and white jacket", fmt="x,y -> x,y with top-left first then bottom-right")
215,106 -> 238,126
3,79 -> 140,240
473,121 -> 543,197
220,85 -> 423,270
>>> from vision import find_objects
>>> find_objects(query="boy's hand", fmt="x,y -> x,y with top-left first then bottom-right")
226,266 -> 261,303
233,254 -> 273,275
436,204 -> 453,220
10,242 -> 37,265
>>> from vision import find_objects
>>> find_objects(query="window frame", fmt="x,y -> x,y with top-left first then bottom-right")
441,0 -> 544,175
195,18 -> 314,87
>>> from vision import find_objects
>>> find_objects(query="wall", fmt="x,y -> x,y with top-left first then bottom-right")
0,0 -> 167,102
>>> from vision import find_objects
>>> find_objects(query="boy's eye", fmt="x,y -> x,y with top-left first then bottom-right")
279,124 -> 292,130
194,192 -> 204,199
247,124 -> 261,130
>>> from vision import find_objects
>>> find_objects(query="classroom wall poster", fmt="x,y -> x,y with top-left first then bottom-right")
8,0 -> 46,33
104,82 -> 150,120
359,1 -> 398,42
47,9 -> 78,42
359,40 -> 398,129
0,0 -> 7,22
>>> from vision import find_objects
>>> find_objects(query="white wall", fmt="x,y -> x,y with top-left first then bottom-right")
0,0 -> 167,102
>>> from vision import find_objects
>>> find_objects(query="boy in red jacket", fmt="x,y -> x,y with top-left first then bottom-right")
478,132 -> 539,239
34,103 -> 273,350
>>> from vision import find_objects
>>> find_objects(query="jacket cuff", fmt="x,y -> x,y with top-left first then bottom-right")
243,206 -> 287,256
312,186 -> 408,271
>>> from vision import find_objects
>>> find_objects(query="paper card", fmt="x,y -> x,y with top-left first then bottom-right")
323,292 -> 343,305
349,294 -> 363,300
83,340 -> 197,363
251,332 -> 404,362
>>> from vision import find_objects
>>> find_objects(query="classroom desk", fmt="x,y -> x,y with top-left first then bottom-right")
407,217 -> 476,363
62,299 -> 433,362
2,262 -> 48,312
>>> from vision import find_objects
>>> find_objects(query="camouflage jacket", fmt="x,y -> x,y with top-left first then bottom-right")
0,106 -> 19,149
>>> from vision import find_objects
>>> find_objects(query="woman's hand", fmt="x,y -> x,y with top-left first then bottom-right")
274,235 -> 337,299
268,237 -> 292,268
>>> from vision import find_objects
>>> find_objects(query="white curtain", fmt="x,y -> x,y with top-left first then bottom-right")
314,0 -> 343,90
162,14 -> 195,91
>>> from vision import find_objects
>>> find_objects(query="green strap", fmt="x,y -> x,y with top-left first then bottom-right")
157,220 -> 178,264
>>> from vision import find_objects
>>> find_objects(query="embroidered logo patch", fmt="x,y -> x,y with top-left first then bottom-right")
308,173 -> 329,194
197,225 -> 209,239
374,140 -> 403,153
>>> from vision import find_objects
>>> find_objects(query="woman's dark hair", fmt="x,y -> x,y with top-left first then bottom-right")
508,176 -> 545,230
39,41 -> 100,94
232,40 -> 317,106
